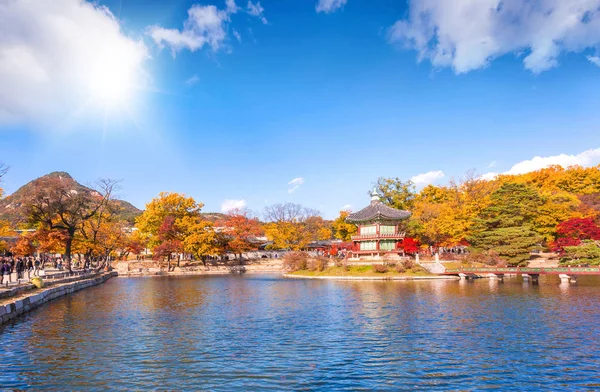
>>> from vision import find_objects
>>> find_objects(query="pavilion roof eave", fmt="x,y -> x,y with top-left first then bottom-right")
346,202 -> 411,223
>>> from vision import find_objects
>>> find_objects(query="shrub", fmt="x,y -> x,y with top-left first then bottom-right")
283,252 -> 309,272
308,257 -> 328,272
373,264 -> 388,273
401,259 -> 414,269
395,265 -> 406,274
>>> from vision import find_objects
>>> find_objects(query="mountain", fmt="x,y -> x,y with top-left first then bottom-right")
0,171 -> 142,226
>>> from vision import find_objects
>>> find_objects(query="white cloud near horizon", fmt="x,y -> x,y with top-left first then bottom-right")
0,0 -> 148,125
148,1 -> 266,54
342,204 -> 352,211
482,148 -> 600,179
316,0 -> 347,13
389,0 -> 600,73
288,177 -> 305,194
221,199 -> 247,212
411,170 -> 445,186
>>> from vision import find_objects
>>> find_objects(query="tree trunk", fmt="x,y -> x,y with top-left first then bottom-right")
167,254 -> 171,272
65,235 -> 73,273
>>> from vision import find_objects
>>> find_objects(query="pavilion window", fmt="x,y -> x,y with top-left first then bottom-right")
360,241 -> 376,251
379,225 -> 395,235
360,226 -> 376,235
379,240 -> 395,250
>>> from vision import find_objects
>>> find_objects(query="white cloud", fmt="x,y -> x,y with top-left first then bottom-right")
149,1 -> 267,54
233,30 -> 242,43
149,5 -> 229,54
316,0 -> 348,14
247,1 -> 268,24
505,148 -> 600,175
588,55 -> 600,67
185,75 -> 200,85
481,148 -> 600,179
288,177 -> 305,194
488,160 -> 497,168
389,0 -> 600,74
480,172 -> 498,181
221,199 -> 247,212
342,204 -> 352,211
411,170 -> 445,185
0,0 -> 148,125
226,0 -> 240,13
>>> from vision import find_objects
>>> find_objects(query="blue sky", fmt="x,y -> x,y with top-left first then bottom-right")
1,0 -> 599,218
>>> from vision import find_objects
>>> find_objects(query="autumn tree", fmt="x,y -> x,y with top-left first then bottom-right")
578,193 -> 600,219
152,216 -> 184,271
305,216 -> 332,241
182,218 -> 219,265
25,176 -> 114,272
332,210 -> 357,241
552,217 -> 600,251
73,179 -> 124,269
468,182 -> 544,266
11,234 -> 36,256
220,209 -> 262,263
263,203 -> 322,250
136,192 -> 205,270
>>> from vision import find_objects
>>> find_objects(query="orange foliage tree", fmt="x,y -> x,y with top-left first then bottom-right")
220,209 -> 262,262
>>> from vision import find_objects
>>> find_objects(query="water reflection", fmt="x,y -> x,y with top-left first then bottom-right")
1,275 -> 600,390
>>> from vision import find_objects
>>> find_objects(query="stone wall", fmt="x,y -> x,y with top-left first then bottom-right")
0,272 -> 117,326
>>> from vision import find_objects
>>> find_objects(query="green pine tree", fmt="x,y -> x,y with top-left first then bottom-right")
468,182 -> 544,266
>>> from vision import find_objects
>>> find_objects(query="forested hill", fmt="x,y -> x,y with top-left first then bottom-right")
0,171 -> 142,226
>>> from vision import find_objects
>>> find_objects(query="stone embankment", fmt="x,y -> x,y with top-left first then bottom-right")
0,272 -> 117,326
116,260 -> 283,277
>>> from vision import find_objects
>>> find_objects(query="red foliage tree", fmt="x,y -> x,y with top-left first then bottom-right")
399,237 -> 420,255
220,209 -> 263,263
552,217 -> 600,252
152,216 -> 183,271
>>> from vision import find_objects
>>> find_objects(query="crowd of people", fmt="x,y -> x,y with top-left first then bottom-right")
0,256 -> 41,285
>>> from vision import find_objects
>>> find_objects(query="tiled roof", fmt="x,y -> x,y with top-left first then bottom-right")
346,200 -> 411,223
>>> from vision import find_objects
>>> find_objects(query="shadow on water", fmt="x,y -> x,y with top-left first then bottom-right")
2,274 -> 600,390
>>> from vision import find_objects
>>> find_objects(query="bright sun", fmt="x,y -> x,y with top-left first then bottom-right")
87,43 -> 145,109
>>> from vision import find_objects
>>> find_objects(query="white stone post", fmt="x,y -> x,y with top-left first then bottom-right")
559,274 -> 571,284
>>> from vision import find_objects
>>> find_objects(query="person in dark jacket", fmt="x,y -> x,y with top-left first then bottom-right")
1,260 -> 10,284
0,259 -> 5,285
16,258 -> 24,279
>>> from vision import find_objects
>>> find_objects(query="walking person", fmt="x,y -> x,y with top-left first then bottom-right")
16,258 -> 24,280
3,259 -> 11,284
34,258 -> 40,276
0,259 -> 5,285
27,258 -> 33,279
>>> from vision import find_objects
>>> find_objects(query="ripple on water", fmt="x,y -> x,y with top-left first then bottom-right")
2,275 -> 600,390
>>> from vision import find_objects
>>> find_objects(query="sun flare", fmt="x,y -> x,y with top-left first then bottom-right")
87,38 -> 147,109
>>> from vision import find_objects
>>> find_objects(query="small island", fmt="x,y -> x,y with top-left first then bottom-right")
283,190 -> 458,280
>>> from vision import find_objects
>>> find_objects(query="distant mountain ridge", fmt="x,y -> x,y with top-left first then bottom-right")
0,171 -> 142,226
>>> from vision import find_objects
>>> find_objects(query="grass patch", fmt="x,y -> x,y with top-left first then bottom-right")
290,265 -> 432,277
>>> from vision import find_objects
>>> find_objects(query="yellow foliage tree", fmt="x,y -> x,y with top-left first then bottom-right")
264,221 -> 312,250
136,192 -> 203,249
181,218 -> 219,264
534,191 -> 582,242
332,210 -> 357,241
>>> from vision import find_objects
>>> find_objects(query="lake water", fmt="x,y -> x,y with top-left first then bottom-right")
2,274 -> 600,390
